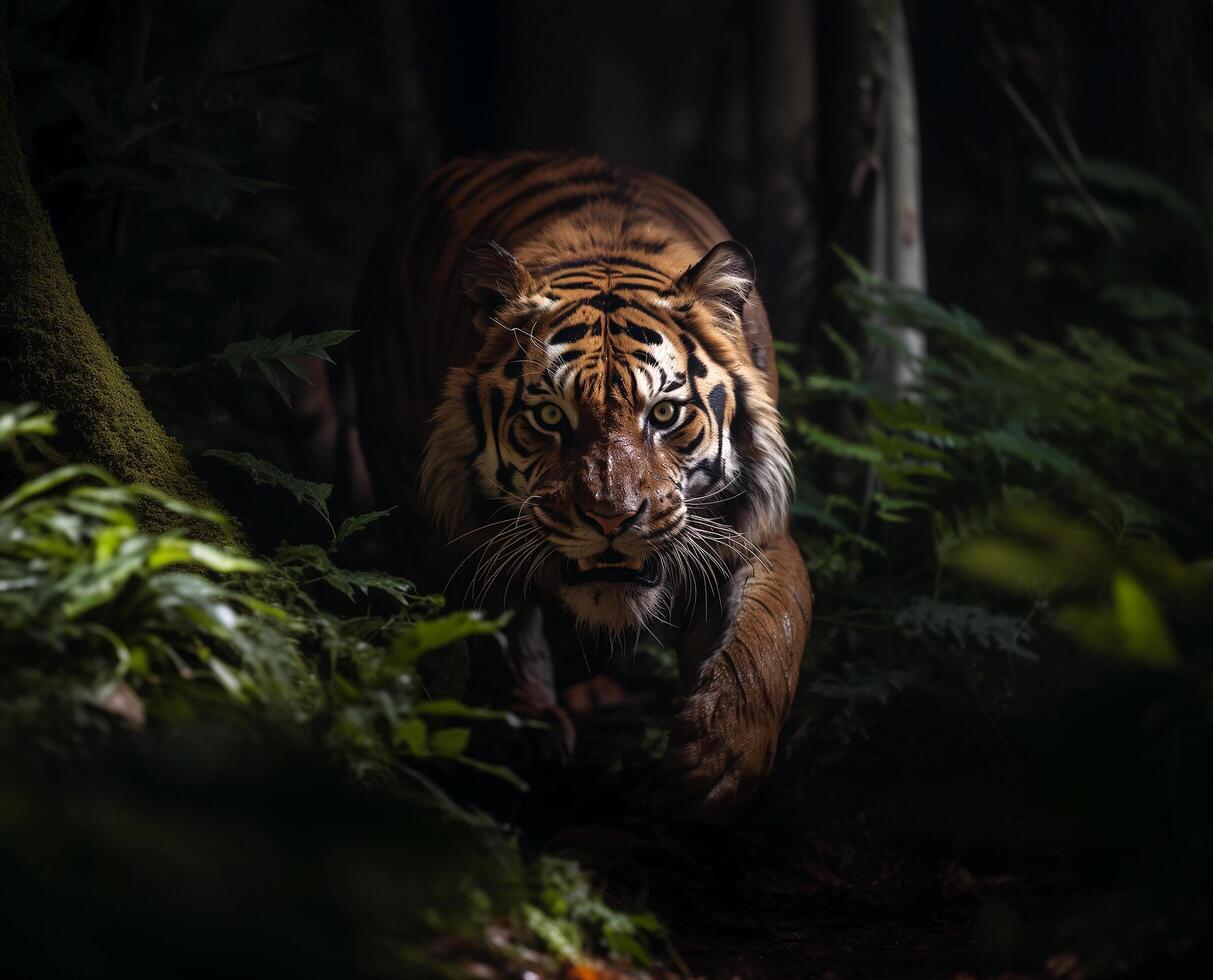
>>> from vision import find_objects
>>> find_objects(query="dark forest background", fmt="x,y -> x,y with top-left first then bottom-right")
1,2 -> 1212,978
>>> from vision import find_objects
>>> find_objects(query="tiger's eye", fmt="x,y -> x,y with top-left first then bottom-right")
537,403 -> 565,428
650,400 -> 678,427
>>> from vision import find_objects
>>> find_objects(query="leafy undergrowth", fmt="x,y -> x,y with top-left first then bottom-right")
0,403 -> 671,979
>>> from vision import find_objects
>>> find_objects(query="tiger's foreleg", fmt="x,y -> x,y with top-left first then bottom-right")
505,603 -> 576,759
665,531 -> 813,814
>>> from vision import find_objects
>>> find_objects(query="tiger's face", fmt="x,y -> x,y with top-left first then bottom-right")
423,240 -> 791,633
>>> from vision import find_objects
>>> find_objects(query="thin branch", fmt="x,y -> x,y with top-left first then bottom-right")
997,75 -> 1122,243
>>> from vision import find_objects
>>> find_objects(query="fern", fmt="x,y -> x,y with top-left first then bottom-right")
202,449 -> 333,528
130,320 -> 357,406
333,508 -> 395,547
894,598 -> 1038,662
214,327 -> 358,403
783,246 -> 1213,748
0,406 -> 520,789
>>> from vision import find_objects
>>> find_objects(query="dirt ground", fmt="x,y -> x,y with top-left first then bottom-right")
478,684 -> 1212,980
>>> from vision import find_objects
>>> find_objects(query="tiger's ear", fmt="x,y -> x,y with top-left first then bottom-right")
676,241 -> 755,325
462,241 -> 541,332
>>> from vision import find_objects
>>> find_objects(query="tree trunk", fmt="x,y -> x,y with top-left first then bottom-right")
0,39 -> 216,522
867,0 -> 927,393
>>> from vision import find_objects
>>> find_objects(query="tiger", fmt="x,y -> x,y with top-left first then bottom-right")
351,151 -> 812,812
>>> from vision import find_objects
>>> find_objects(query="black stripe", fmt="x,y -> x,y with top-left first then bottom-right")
680,333 -> 709,378
479,172 -> 616,238
614,321 -> 664,345
609,271 -> 669,285
464,379 -> 486,459
503,347 -> 526,379
538,254 -> 667,276
488,386 -> 515,489
547,348 -> 584,370
708,382 -> 728,475
507,424 -> 531,457
550,322 -> 591,345
544,300 -> 589,334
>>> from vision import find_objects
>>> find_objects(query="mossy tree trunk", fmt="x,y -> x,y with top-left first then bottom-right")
0,39 -> 215,517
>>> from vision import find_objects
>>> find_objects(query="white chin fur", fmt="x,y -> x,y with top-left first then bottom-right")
558,581 -> 666,634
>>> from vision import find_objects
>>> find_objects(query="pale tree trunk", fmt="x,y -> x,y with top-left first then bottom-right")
867,0 -> 926,393
0,39 -> 218,525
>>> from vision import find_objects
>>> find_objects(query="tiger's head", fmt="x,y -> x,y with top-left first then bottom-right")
422,235 -> 792,633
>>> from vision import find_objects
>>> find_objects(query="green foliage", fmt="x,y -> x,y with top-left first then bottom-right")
129,317 -> 357,406
523,856 -> 665,966
272,542 -> 427,606
0,407 -> 302,721
12,40 -> 307,220
203,448 -> 334,529
0,407 -> 515,769
203,450 -> 400,554
0,401 -> 56,444
1021,156 -> 1211,327
334,507 -> 395,546
783,251 -> 1213,746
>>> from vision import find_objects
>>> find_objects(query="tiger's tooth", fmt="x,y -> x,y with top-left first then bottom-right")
576,555 -> 645,572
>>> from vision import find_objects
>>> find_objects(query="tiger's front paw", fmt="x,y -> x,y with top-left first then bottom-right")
662,658 -> 777,817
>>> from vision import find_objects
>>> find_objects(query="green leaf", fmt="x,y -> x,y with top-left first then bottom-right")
145,538 -> 263,574
214,329 -> 357,405
393,718 -> 429,755
429,726 -> 471,757
203,450 -> 332,525
0,403 -> 57,447
1110,572 -> 1178,666
273,543 -> 423,605
523,904 -> 583,961
794,421 -> 883,464
73,484 -> 230,527
0,464 -> 116,512
980,429 -> 1089,480
415,699 -> 533,728
945,539 -> 1072,596
334,508 -> 395,547
389,611 -> 511,672
209,658 -> 247,699
60,554 -> 148,619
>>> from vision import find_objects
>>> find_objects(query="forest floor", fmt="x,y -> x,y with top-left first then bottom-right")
455,677 -> 1211,980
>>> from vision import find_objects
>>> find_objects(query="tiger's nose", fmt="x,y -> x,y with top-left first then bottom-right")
584,507 -> 639,537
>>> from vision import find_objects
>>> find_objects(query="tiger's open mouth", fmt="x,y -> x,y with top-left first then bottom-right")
563,547 -> 660,587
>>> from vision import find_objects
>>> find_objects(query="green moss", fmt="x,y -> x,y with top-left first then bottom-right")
0,41 -> 219,534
